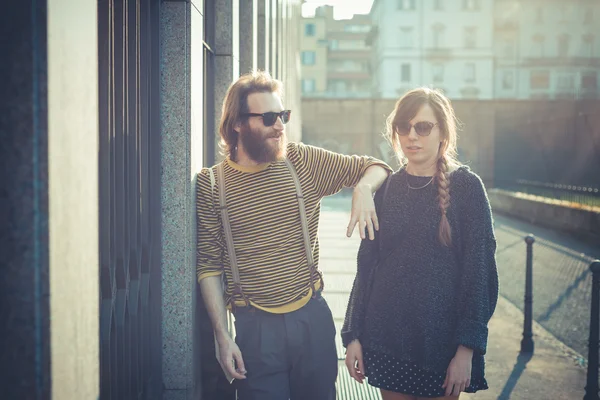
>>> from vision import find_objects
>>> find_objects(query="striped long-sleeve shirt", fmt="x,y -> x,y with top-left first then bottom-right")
196,142 -> 391,313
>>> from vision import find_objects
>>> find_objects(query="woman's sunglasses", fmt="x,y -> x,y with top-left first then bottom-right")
243,110 -> 291,127
397,121 -> 438,137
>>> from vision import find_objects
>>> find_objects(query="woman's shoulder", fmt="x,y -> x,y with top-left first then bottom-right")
449,165 -> 490,207
449,165 -> 484,189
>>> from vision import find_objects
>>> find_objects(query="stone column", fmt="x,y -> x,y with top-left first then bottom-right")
47,0 -> 100,398
160,2 -> 199,399
257,0 -> 267,70
213,0 -> 238,162
239,0 -> 256,75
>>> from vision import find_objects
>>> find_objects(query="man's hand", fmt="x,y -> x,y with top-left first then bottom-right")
345,339 -> 366,383
217,334 -> 247,381
347,183 -> 379,240
442,345 -> 473,396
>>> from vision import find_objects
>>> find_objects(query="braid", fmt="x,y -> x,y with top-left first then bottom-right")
436,156 -> 452,246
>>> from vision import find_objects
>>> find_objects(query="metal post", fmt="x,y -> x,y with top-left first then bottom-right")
520,234 -> 535,353
584,260 -> 600,400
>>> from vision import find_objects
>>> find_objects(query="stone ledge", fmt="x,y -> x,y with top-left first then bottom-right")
488,189 -> 600,244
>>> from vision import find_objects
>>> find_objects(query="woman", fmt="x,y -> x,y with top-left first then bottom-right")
342,88 -> 498,399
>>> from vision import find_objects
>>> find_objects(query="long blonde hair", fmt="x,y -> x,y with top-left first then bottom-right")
385,88 -> 461,246
219,70 -> 283,159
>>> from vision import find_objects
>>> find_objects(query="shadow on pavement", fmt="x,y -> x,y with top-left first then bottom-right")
537,268 -> 590,323
497,352 -> 533,400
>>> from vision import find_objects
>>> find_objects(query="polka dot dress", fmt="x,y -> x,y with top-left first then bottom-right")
364,349 -> 488,398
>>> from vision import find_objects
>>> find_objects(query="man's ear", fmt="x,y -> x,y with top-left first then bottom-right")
234,120 -> 242,134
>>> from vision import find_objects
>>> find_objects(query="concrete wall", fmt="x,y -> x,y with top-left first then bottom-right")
301,98 -> 497,185
488,189 -> 600,242
301,98 -> 600,187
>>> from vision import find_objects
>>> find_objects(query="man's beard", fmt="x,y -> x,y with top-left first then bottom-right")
239,125 -> 287,163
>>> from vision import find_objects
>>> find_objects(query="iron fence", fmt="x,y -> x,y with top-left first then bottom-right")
98,0 -> 162,398
495,179 -> 600,209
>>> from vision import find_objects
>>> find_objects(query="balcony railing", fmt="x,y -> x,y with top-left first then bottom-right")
326,70 -> 370,80
494,19 -> 519,30
302,91 -> 373,98
523,57 -> 600,67
424,47 -> 453,59
328,49 -> 371,59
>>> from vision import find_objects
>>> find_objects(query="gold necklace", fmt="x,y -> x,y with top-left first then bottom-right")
407,176 -> 434,190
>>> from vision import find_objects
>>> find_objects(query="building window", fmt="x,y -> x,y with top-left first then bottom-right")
530,71 -> 550,89
301,51 -> 316,65
503,39 -> 515,58
398,0 -> 416,11
400,27 -> 414,47
329,40 -> 339,50
328,80 -> 347,94
558,34 -> 570,57
434,0 -> 444,10
401,63 -> 411,82
582,72 -> 598,90
344,25 -> 370,33
339,60 -> 362,71
432,24 -> 445,48
432,64 -> 444,83
531,35 -> 544,57
535,7 -> 543,23
502,70 -> 514,89
305,23 -> 316,36
302,79 -> 316,93
464,27 -> 477,48
584,7 -> 593,24
463,63 -> 476,83
582,35 -> 594,57
463,0 -> 480,11
556,73 -> 575,92
559,4 -> 574,22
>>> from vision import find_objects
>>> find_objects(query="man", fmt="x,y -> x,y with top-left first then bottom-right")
196,70 -> 391,400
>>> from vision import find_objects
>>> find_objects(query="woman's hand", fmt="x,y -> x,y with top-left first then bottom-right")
347,184 -> 379,240
345,339 -> 366,383
442,345 -> 473,396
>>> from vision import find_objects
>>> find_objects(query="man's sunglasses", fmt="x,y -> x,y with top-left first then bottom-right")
397,121 -> 438,137
243,110 -> 291,127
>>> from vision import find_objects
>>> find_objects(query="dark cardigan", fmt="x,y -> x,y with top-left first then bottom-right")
341,166 -> 499,378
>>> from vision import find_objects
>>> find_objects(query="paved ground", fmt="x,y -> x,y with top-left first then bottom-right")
319,195 -> 593,400
493,213 -> 600,357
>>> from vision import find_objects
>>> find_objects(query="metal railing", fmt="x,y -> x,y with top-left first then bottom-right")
585,260 -> 600,400
495,179 -> 600,209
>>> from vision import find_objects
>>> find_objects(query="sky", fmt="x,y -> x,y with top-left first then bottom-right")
301,0 -> 375,20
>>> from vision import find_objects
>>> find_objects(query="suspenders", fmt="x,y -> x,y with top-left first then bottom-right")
207,158 -> 318,309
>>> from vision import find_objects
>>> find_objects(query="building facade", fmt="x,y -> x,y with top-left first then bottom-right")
369,0 -> 495,99
494,0 -> 600,100
367,0 -> 600,100
300,5 -> 372,98
0,1 -> 302,399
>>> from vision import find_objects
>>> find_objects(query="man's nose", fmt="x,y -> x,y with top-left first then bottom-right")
273,116 -> 285,131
